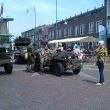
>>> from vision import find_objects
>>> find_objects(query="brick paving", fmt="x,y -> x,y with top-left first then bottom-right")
0,63 -> 110,110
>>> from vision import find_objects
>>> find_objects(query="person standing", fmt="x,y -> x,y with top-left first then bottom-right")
73,45 -> 81,59
26,41 -> 36,73
95,40 -> 108,85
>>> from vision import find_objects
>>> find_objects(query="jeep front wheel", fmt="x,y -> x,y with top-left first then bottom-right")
4,63 -> 13,74
53,63 -> 64,76
73,68 -> 80,75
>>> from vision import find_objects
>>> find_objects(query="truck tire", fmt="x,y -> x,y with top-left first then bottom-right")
53,63 -> 64,76
73,68 -> 81,75
4,63 -> 13,74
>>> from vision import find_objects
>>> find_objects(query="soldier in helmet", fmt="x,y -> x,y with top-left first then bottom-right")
26,41 -> 36,73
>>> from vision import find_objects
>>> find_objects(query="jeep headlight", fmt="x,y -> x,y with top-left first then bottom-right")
10,55 -> 14,63
6,48 -> 9,53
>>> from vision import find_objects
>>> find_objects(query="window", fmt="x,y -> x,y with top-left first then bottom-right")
58,29 -> 62,38
36,35 -> 39,40
82,24 -> 85,35
107,1 -> 110,16
68,27 -> 72,36
32,30 -> 34,36
96,20 -> 102,33
48,32 -> 51,40
88,22 -> 94,34
107,20 -> 110,34
75,26 -> 79,35
64,28 -> 67,37
79,24 -> 85,35
56,30 -> 59,38
79,25 -> 82,35
52,31 -> 54,39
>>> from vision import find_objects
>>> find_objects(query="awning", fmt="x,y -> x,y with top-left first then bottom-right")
48,36 -> 98,44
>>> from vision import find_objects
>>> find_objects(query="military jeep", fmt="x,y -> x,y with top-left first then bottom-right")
0,34 -> 13,74
35,50 -> 82,76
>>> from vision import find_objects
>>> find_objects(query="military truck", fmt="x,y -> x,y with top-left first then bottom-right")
0,14 -> 14,74
14,37 -> 30,63
0,34 -> 13,74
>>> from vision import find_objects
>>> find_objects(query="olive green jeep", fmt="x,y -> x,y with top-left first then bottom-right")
35,50 -> 82,76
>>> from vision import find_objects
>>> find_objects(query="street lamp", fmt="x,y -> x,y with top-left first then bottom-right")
26,6 -> 36,43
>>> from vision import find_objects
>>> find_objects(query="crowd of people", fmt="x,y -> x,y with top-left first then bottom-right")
25,40 -> 108,86
25,42 -> 93,72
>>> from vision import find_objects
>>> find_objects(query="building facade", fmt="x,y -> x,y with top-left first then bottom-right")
21,0 -> 110,53
21,25 -> 49,48
48,6 -> 105,41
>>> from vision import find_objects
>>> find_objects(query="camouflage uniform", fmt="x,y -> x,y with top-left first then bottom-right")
39,48 -> 45,70
26,42 -> 35,72
49,43 -> 57,56
39,47 -> 50,72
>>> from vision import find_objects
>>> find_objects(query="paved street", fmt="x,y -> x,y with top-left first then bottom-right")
0,63 -> 110,110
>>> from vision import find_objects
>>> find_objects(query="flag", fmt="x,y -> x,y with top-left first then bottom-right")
98,24 -> 107,47
98,24 -> 106,33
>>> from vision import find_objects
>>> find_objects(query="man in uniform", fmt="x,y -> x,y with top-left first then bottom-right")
26,41 -> 36,73
40,45 -> 50,73
49,43 -> 57,55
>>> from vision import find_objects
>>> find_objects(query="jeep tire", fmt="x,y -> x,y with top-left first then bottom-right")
53,62 -> 64,76
4,63 -> 13,74
73,68 -> 80,75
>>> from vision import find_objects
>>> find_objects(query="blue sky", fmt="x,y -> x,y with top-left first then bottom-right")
1,0 -> 104,36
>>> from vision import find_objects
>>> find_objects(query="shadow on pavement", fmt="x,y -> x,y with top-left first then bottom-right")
44,69 -> 75,77
0,71 -> 8,76
62,71 -> 75,76
82,79 -> 97,84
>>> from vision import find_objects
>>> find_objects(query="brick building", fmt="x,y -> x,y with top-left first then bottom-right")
22,0 -> 110,53
21,25 -> 49,48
